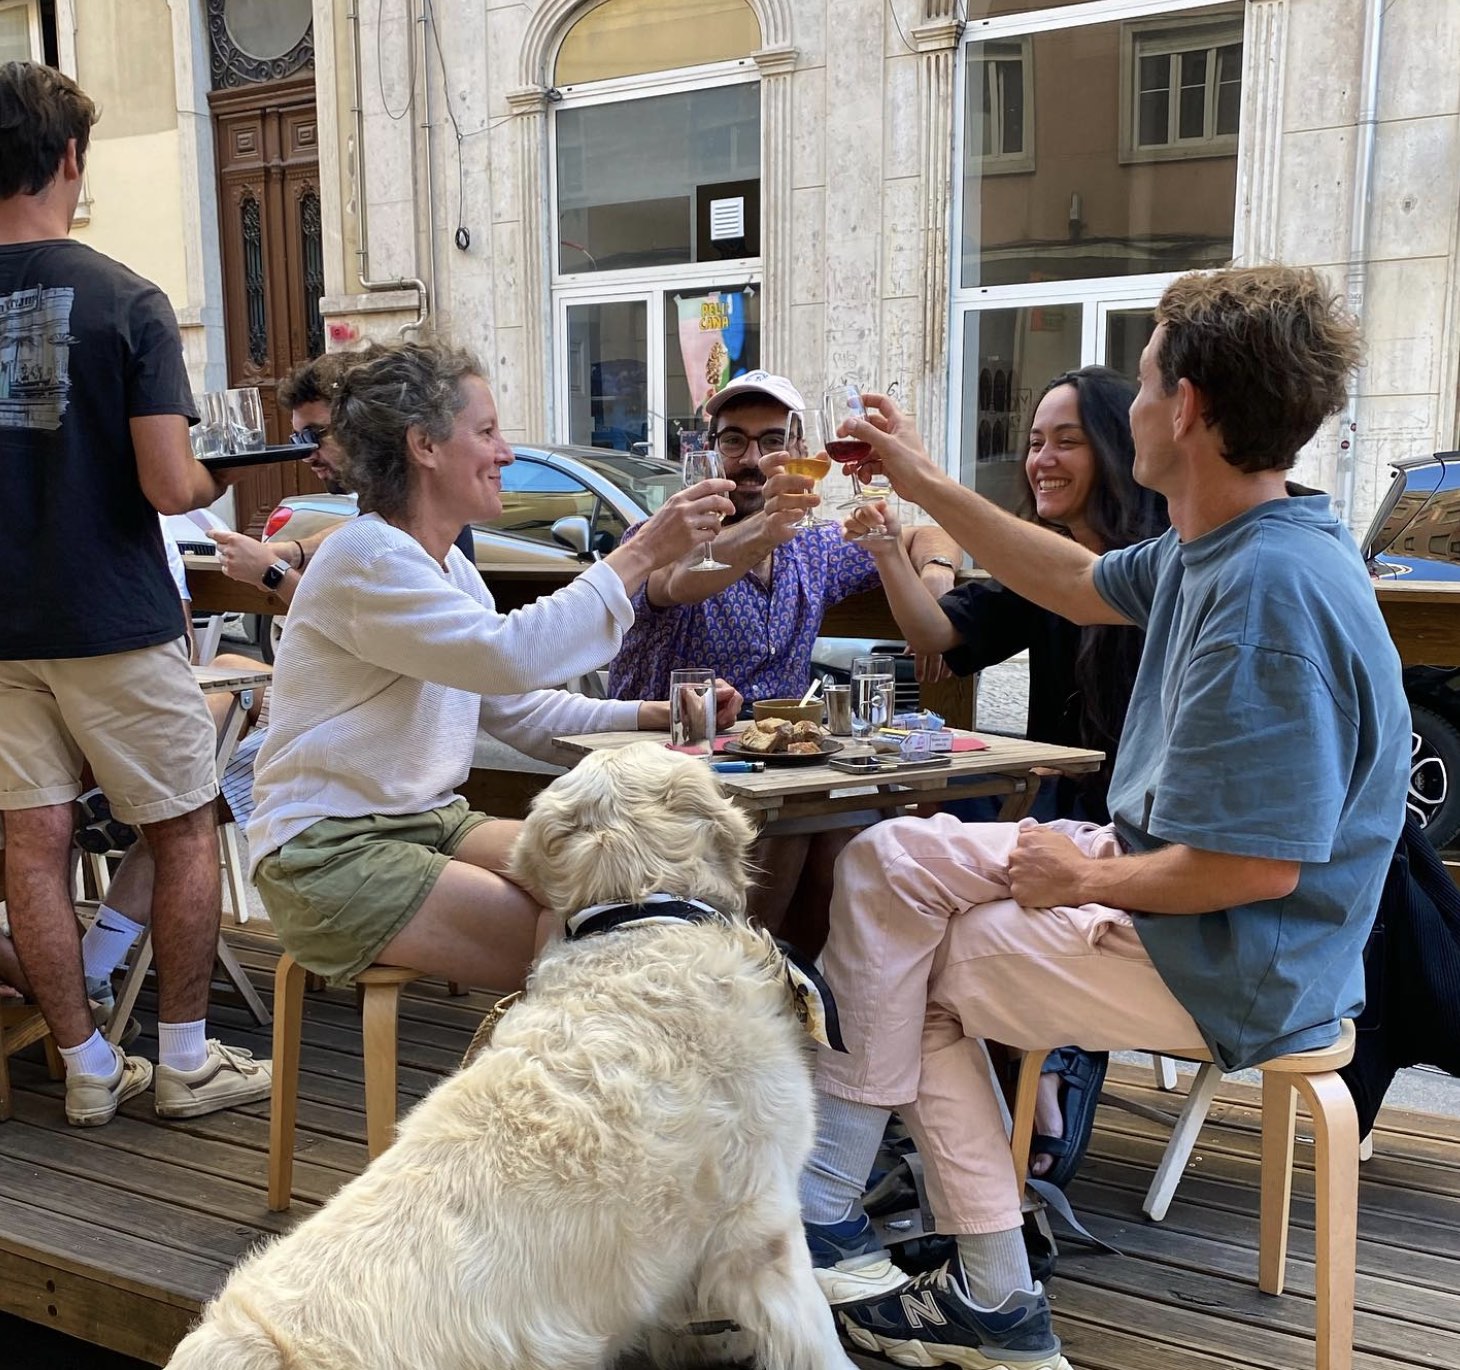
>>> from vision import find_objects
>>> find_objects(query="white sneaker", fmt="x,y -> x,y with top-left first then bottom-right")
154,1040 -> 272,1119
65,1044 -> 153,1127
814,1252 -> 914,1305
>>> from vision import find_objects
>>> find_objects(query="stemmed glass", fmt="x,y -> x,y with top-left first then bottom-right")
681,431 -> 731,571
827,384 -> 896,541
784,408 -> 833,531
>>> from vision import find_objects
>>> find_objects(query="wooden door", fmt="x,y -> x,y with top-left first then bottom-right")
210,77 -> 326,535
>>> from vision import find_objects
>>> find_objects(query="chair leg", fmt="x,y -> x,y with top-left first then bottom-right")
1008,1048 -> 1046,1180
447,982 -> 468,997
107,930 -> 154,1046
0,1036 -> 11,1124
1295,1072 -> 1359,1370
1258,1071 -> 1299,1295
43,1035 -> 64,1080
1152,1054 -> 1180,1091
305,972 -> 327,993
1358,1133 -> 1374,1162
1143,1061 -> 1223,1221
267,954 -> 307,1212
215,936 -> 271,1027
219,822 -> 250,925
361,982 -> 404,1161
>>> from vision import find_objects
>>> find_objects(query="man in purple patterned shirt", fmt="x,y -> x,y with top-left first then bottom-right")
607,372 -> 959,946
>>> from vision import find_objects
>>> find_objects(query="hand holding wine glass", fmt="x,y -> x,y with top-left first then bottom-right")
783,409 -> 833,531
681,432 -> 732,571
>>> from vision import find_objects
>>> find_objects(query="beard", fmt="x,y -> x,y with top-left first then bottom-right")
727,473 -> 766,523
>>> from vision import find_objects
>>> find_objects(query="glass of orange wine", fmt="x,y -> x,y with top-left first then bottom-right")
784,408 -> 833,531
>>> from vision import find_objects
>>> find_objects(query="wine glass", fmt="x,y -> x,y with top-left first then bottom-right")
681,431 -> 731,571
827,383 -> 896,521
783,408 -> 833,531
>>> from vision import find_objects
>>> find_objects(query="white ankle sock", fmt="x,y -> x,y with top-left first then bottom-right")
60,1030 -> 118,1080
158,1019 -> 208,1072
81,905 -> 144,982
955,1228 -> 1036,1307
799,1093 -> 892,1226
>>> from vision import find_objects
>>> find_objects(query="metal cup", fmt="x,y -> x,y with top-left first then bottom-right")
824,683 -> 853,736
669,668 -> 716,755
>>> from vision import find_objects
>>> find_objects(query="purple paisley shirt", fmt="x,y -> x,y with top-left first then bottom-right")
606,522 -> 881,704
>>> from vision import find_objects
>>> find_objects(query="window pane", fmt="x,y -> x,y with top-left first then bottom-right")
1216,45 -> 1242,135
665,286 -> 761,457
491,460 -> 597,548
968,1 -> 1093,14
1103,309 -> 1157,384
0,8 -> 32,63
959,307 -> 1082,513
960,4 -> 1242,289
1000,61 -> 1024,155
555,0 -> 759,86
556,84 -> 760,275
565,301 -> 649,452
1178,50 -> 1208,139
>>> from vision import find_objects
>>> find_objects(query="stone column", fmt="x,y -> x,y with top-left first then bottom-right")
753,44 -> 798,375
1232,0 -> 1288,265
910,9 -> 963,463
508,85 -> 551,440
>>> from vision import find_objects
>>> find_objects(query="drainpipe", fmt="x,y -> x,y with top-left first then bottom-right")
346,0 -> 428,335
1333,0 -> 1384,529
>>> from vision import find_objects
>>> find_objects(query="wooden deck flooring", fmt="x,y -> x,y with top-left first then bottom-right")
0,931 -> 1455,1369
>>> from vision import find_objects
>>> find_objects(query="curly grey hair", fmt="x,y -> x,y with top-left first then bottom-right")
329,341 -> 483,518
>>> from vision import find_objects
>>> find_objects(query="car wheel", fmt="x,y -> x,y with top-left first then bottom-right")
256,613 -> 280,666
1408,703 -> 1460,848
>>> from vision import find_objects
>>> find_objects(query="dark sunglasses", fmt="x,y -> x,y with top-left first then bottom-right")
290,424 -> 330,449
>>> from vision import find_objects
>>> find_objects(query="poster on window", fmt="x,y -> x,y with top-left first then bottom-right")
676,291 -> 751,417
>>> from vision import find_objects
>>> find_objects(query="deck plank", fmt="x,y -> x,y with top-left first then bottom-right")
1,939 -> 1457,1367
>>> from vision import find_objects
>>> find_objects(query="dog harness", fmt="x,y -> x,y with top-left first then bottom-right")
461,895 -> 845,1068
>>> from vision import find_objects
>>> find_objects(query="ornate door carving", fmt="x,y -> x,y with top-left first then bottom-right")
210,75 -> 323,535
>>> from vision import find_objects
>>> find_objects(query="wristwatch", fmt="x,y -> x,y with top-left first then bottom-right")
920,556 -> 956,572
261,558 -> 292,591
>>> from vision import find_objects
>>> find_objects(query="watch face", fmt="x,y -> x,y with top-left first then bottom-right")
262,563 -> 286,590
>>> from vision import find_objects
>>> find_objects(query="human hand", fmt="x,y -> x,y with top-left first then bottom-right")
1008,823 -> 1093,909
208,529 -> 278,584
912,651 -> 952,684
634,479 -> 735,567
759,450 -> 820,541
838,392 -> 939,499
712,678 -> 743,728
843,500 -> 902,546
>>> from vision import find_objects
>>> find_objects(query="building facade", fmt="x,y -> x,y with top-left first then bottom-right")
15,0 -> 1460,534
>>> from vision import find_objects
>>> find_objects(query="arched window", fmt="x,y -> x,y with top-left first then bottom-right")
555,0 -> 759,86
549,0 -> 764,462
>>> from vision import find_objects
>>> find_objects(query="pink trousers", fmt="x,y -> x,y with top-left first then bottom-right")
816,815 -> 1208,1234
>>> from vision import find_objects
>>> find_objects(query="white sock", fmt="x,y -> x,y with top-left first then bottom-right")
955,1228 -> 1036,1307
799,1093 -> 892,1225
59,1030 -> 119,1080
158,1019 -> 208,1073
81,905 -> 145,982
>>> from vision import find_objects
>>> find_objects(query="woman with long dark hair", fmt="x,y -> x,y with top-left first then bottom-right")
842,365 -> 1168,1191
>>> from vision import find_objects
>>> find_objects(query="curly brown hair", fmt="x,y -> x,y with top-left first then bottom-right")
1154,266 -> 1362,473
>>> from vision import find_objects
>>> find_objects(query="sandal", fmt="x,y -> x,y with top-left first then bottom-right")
1029,1046 -> 1109,1190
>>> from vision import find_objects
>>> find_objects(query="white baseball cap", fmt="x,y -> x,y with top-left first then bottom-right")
703,370 -> 806,422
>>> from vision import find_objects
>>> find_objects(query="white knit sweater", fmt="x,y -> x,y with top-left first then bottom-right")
247,514 -> 641,872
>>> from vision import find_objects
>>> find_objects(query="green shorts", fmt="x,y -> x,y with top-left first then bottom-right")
254,798 -> 493,985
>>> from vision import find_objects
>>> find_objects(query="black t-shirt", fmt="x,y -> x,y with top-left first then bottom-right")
452,525 -> 475,563
0,240 -> 197,659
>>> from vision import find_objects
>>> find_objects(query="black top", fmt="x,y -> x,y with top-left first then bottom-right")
0,240 -> 196,659
452,525 -> 475,563
938,578 -> 1121,821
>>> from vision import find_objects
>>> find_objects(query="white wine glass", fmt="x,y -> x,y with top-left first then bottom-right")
681,432 -> 731,571
784,409 -> 834,531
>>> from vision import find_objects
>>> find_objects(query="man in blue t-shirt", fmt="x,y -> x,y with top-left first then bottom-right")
0,62 -> 271,1128
797,267 -> 1408,1370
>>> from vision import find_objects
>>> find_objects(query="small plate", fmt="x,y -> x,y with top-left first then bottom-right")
722,738 -> 844,767
199,443 -> 315,470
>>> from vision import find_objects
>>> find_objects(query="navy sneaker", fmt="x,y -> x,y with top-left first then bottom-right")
806,1212 -> 912,1305
836,1261 -> 1069,1369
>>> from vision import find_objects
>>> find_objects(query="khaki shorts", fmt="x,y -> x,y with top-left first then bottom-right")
0,638 -> 217,825
253,799 -> 493,985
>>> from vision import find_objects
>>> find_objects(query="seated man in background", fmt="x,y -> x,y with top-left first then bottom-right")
607,372 -> 959,944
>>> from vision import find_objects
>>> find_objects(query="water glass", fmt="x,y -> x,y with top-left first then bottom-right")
824,683 -> 854,736
669,668 -> 717,755
190,391 -> 227,458
223,386 -> 266,453
850,655 -> 896,738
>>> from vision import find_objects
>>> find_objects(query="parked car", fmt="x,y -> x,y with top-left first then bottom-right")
1365,450 -> 1460,846
251,443 -> 683,661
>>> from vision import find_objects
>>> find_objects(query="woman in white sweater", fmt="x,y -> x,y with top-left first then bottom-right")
248,342 -> 736,992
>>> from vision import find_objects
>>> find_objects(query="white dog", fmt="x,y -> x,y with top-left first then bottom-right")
167,743 -> 856,1370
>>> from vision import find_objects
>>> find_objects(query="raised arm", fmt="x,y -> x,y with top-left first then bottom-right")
844,506 -> 962,655
845,394 -> 1127,627
132,414 -> 242,515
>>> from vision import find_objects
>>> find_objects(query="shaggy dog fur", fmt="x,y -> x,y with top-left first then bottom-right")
167,744 -> 854,1370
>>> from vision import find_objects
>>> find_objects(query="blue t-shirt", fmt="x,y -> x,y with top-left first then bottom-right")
1094,495 -> 1408,1070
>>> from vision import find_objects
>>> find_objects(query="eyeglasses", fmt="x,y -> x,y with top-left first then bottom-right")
290,424 -> 330,449
711,427 -> 787,460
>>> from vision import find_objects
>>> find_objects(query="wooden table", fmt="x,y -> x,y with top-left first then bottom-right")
553,728 -> 1104,830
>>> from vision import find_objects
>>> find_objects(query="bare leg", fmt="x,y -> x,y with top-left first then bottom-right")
1031,1069 -> 1063,1177
0,933 -> 32,997
776,828 -> 857,958
141,803 -> 222,1024
374,820 -> 542,993
96,840 -> 156,927
746,835 -> 811,935
6,805 -> 91,1047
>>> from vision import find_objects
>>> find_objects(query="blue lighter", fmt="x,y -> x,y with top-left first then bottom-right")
710,759 -> 766,774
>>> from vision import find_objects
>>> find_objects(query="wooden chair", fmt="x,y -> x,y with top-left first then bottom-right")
1011,1022 -> 1359,1370
0,1000 -> 64,1122
267,952 -> 422,1211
